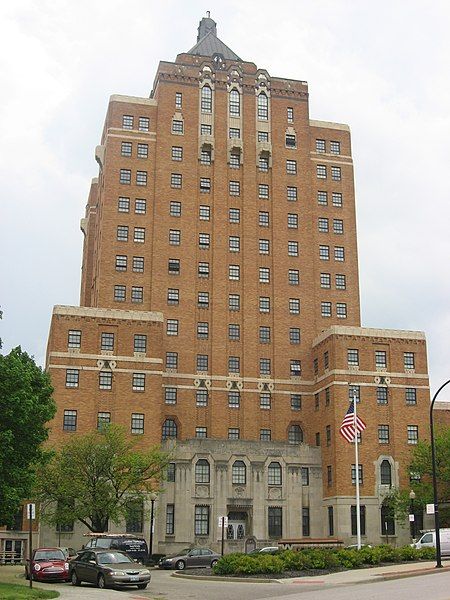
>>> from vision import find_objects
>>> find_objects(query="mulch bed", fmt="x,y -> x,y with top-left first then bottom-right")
185,567 -> 340,578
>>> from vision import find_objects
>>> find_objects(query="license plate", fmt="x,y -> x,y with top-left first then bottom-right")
129,575 -> 139,581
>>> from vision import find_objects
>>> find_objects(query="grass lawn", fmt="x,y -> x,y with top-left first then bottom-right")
0,582 -> 59,599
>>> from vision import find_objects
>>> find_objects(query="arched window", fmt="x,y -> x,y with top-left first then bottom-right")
268,461 -> 282,486
229,89 -> 240,116
257,93 -> 268,120
380,459 -> 392,485
288,424 -> 303,444
232,460 -> 246,484
201,85 -> 212,113
162,418 -> 177,440
195,459 -> 210,483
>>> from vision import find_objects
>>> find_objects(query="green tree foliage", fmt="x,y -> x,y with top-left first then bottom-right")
0,347 -> 55,524
35,425 -> 171,532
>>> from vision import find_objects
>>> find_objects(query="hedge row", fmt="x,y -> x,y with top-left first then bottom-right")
212,545 -> 436,575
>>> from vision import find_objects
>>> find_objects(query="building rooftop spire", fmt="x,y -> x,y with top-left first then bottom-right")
187,14 -> 242,61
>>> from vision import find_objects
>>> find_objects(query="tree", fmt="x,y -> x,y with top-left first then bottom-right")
0,346 -> 56,525
35,425 -> 171,532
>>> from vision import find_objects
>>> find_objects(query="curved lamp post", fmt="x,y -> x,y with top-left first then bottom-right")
148,492 -> 158,560
430,379 -> 450,569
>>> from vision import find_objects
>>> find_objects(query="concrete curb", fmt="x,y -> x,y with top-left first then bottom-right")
171,572 -> 281,584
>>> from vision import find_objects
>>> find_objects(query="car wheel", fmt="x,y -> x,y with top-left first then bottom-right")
137,583 -> 148,589
211,559 -> 218,568
97,574 -> 107,589
175,560 -> 186,570
71,570 -> 81,586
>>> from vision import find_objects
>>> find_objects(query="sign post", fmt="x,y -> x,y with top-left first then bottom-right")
218,516 -> 228,556
27,504 -> 35,589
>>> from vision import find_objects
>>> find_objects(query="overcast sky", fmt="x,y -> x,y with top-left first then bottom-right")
1,0 -> 449,398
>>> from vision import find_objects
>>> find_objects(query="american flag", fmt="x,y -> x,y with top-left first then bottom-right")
339,400 -> 367,443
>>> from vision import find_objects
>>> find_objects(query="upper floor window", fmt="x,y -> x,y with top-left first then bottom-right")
229,127 -> 240,139
331,166 -> 341,181
122,115 -> 133,129
380,460 -> 392,485
229,89 -> 240,116
288,424 -> 303,444
316,139 -> 326,153
286,160 -> 297,174
268,462 -> 282,485
317,164 -> 327,179
375,351 -> 387,369
404,352 -> 415,370
65,369 -> 79,388
201,86 -> 212,113
138,116 -> 149,132
330,141 -> 341,155
172,119 -> 183,134
257,93 -> 269,120
285,134 -> 296,148
232,461 -> 246,484
287,107 -> 294,123
175,92 -> 182,109
63,410 -> 77,431
68,330 -> 81,349
162,419 -> 178,440
195,459 -> 210,483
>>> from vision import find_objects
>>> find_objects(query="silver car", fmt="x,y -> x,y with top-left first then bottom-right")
158,547 -> 220,570
69,549 -> 151,589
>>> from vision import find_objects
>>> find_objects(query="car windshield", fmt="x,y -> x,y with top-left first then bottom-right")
180,548 -> 192,555
34,550 -> 65,561
97,552 -> 133,565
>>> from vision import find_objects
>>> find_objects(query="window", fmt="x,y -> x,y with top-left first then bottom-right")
134,334 -> 147,353
317,164 -> 327,179
68,330 -> 81,349
132,257 -> 144,273
348,349 -> 359,367
165,352 -> 178,370
172,119 -> 183,134
259,296 -> 270,313
268,507 -> 282,538
118,196 -> 130,212
259,155 -> 269,172
201,85 -> 212,113
172,146 -> 183,161
119,169 -> 131,184
65,369 -> 79,388
168,259 -> 180,275
138,116 -> 149,132
229,181 -> 240,196
287,107 -> 294,122
320,273 -> 331,288
336,303 -> 347,318
229,152 -> 240,169
289,328 -> 300,344
259,267 -> 270,283
319,245 -> 330,260
302,507 -> 310,536
285,187 -> 298,204
325,387 -> 330,405
291,394 -> 301,410
351,464 -> 363,484
404,352 -> 415,370
260,392 -> 271,409
259,326 -> 270,343
287,214 -> 298,230
332,192 -> 343,207
259,211 -> 269,227
229,294 -> 240,311
333,219 -> 344,235
316,432 -> 321,446
349,385 -> 360,402
170,201 -> 181,217
232,460 -> 246,484
196,354 -> 208,371
286,160 -> 297,174
175,92 -> 182,108
258,131 -> 269,142
229,127 -> 240,139
195,506 -> 209,535
318,218 -> 329,233
229,265 -> 240,280
134,227 -> 145,243
200,123 -> 212,135
377,386 -> 388,405
228,356 -> 240,373
167,288 -> 179,305
171,173 -> 182,189
375,351 -> 387,369
285,133 -> 296,148
121,141 -> 132,157
257,93 -> 268,120
63,410 -> 77,431
166,504 -> 175,535
290,360 -> 301,376
200,178 -> 211,193
406,388 -> 417,405
200,149 -> 211,165
165,387 -> 177,404
99,371 -> 112,390
199,233 -> 210,249
97,412 -> 111,430
288,424 -> 303,444
268,462 -> 282,485
288,241 -> 298,256
331,166 -> 341,181
229,89 -> 240,116
195,459 -> 210,483
117,225 -> 129,242
122,115 -> 133,129
316,139 -> 326,153
114,285 -> 126,302
288,269 -> 299,285
330,141 -> 341,155
260,358 -> 271,375
197,322 -> 209,339
334,246 -> 345,261
196,389 -> 208,406
259,184 -> 269,199
162,419 -> 177,439
199,205 -> 210,221
198,291 -> 209,308
260,428 -> 271,441
131,413 -> 144,434
228,428 -> 240,440
317,190 -> 328,205
378,424 -> 390,444
301,467 -> 309,486
289,298 -> 300,314
407,425 -> 419,444
228,391 -> 240,408
321,302 -> 332,317
137,143 -> 148,159
195,427 -> 207,438
135,198 -> 146,214
228,324 -> 240,341
229,208 -> 240,223
351,505 -> 366,536
328,506 -> 334,536
380,460 -> 392,485
327,465 -> 332,485
166,319 -> 179,336
101,332 -> 114,351
131,286 -> 143,303
335,274 -> 346,290
198,262 -> 209,278
229,236 -> 240,253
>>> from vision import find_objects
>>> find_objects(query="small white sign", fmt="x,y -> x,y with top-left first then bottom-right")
426,503 -> 435,515
218,516 -> 228,528
409,514 -> 415,522
26,503 -> 36,520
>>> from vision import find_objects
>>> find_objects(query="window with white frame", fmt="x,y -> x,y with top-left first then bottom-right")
169,229 -> 181,245
121,141 -> 132,157
229,181 -> 240,196
122,115 -> 133,129
289,298 -> 300,314
65,369 -> 79,388
165,387 -> 177,404
260,393 -> 271,409
68,330 -> 81,349
286,159 -> 297,174
288,241 -> 298,256
259,326 -> 270,343
333,219 -> 344,234
321,302 -> 332,317
228,391 -> 240,408
318,218 -> 329,233
197,322 -> 209,339
317,164 -> 327,179
132,256 -> 144,272
172,146 -> 183,161
334,246 -> 345,261
229,264 -> 240,280
259,184 -> 269,199
287,186 -> 297,201
316,139 -> 326,153
170,201 -> 181,217
259,296 -> 270,313
198,262 -> 209,278
259,239 -> 269,255
199,233 -> 210,249
166,319 -> 179,336
320,273 -> 331,288
131,286 -> 143,303
197,291 -> 209,308
137,143 -> 148,159
196,354 -> 208,371
259,267 -> 270,283
114,285 -> 126,302
229,294 -> 240,311
289,328 -> 300,344
171,173 -> 182,188
259,211 -> 269,227
118,196 -> 130,212
332,192 -> 343,207
331,166 -> 341,181
134,227 -> 145,243
228,323 -> 240,341
288,269 -> 299,285
336,303 -> 347,318
229,208 -> 240,223
199,205 -> 210,221
132,373 -> 145,391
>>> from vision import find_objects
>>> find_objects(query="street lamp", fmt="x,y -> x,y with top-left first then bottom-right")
409,489 -> 416,541
148,492 -> 158,561
430,378 -> 450,569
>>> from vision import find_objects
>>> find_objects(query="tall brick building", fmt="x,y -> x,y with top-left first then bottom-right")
41,16 -> 431,553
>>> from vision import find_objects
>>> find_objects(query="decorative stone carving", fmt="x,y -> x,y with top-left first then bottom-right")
195,485 -> 210,498
268,487 -> 282,500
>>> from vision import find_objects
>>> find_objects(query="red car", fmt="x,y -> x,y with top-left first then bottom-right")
25,547 -> 70,582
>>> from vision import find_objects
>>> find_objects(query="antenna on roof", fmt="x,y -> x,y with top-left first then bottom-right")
206,11 -> 210,17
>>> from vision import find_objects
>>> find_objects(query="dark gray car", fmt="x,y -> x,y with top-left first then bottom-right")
158,547 -> 220,570
69,549 -> 151,589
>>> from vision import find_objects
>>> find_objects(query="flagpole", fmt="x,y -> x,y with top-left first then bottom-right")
353,390 -> 362,550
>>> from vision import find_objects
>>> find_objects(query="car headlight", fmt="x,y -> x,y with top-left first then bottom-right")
165,558 -> 173,562
110,570 -> 125,576
64,563 -> 69,570
34,564 -> 41,571
140,569 -> 150,575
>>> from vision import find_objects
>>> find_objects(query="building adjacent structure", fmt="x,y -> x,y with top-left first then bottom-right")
37,15 -> 432,554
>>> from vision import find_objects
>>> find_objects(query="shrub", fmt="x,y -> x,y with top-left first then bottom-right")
417,547 -> 436,560
397,545 -> 419,561
213,553 -> 283,575
280,549 -> 305,571
358,546 -> 382,565
213,553 -> 245,575
335,549 -> 364,568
